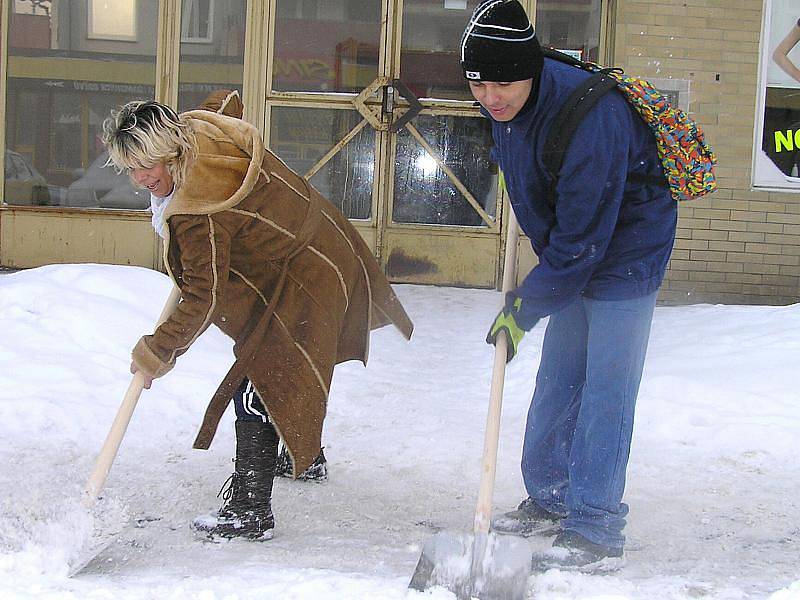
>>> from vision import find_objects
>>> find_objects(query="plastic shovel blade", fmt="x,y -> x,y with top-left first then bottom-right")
409,530 -> 532,600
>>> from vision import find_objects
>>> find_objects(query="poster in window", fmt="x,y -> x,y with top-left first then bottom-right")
754,0 -> 800,190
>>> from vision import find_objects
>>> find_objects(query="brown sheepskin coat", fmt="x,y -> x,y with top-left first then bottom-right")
131,97 -> 413,475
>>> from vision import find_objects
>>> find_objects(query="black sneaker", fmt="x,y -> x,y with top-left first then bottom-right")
491,497 -> 563,536
275,446 -> 328,481
532,530 -> 624,572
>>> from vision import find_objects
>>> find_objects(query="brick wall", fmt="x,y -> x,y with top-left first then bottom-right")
614,0 -> 800,304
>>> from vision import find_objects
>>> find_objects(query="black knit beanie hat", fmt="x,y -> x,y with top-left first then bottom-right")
460,0 -> 543,82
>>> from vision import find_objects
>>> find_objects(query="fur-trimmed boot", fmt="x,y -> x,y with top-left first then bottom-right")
192,420 -> 278,541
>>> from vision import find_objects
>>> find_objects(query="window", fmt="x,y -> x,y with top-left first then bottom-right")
4,0 -> 157,209
400,0 -> 483,101
273,0 -> 380,93
181,0 -> 214,43
536,0 -> 602,63
14,1 -> 51,16
88,0 -> 137,41
177,0 -> 245,112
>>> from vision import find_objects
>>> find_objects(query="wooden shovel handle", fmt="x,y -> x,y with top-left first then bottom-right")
82,285 -> 182,506
473,209 -> 520,535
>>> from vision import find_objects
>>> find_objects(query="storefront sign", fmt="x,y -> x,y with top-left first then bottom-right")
753,0 -> 800,191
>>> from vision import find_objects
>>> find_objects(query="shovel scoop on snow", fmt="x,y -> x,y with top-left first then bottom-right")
68,285 -> 182,577
409,529 -> 531,599
408,212 -> 531,599
407,338 -> 533,600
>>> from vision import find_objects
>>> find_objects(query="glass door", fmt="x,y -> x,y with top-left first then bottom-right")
384,0 -> 499,286
265,0 -> 502,287
265,0 -> 386,255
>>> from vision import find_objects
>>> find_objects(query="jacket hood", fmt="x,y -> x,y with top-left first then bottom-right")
197,89 -> 244,118
163,110 -> 265,219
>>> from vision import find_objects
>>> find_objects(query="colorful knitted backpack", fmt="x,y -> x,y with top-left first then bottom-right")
541,48 -> 717,206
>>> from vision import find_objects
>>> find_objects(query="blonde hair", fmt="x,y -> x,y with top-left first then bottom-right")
101,100 -> 197,191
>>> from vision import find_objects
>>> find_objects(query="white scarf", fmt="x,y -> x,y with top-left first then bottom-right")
149,188 -> 174,239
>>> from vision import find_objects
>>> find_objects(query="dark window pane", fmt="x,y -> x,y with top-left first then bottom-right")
273,0 -> 380,93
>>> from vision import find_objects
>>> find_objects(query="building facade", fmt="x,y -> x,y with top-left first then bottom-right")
1,0 -> 798,304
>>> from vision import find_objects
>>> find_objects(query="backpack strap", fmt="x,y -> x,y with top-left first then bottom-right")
541,47 -> 589,69
627,171 -> 668,185
542,70 -> 619,210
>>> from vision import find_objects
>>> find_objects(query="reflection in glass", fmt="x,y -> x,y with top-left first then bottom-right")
88,0 -> 137,40
393,115 -> 496,227
182,0 -> 214,42
400,0 -> 603,102
4,149 -> 51,206
177,0 -> 246,113
270,107 -> 375,219
400,0 -> 482,101
273,0 -> 380,93
536,0 -> 602,63
4,1 -> 157,208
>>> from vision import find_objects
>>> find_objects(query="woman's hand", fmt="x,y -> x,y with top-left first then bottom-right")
130,361 -> 155,389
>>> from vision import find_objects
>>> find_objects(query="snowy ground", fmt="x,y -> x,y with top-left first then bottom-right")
0,263 -> 798,600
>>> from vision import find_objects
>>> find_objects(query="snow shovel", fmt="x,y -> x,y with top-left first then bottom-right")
409,210 -> 532,599
68,284 -> 182,576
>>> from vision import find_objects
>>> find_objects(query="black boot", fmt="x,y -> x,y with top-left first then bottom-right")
192,420 -> 278,541
275,443 -> 328,481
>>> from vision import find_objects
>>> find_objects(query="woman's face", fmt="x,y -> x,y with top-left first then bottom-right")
131,162 -> 174,197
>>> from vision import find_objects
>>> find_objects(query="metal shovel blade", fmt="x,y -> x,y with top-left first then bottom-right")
66,495 -> 127,577
67,530 -> 119,577
409,530 -> 532,600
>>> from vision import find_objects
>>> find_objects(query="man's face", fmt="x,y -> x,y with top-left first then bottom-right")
468,79 -> 533,122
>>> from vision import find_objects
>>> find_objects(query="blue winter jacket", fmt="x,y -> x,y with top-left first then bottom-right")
486,58 -> 677,328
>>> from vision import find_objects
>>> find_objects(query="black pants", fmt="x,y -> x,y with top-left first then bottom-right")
233,378 -> 271,423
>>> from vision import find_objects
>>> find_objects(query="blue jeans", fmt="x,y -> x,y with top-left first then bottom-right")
521,291 -> 658,549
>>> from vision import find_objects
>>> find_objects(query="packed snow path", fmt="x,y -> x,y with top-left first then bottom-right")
0,265 -> 798,599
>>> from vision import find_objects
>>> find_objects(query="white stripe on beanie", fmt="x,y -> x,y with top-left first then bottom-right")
461,0 -> 535,62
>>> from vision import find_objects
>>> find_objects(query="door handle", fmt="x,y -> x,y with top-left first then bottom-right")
352,77 -> 423,133
389,79 -> 423,133
382,84 -> 395,117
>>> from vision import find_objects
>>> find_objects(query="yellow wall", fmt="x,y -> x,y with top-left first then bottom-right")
0,209 -> 158,268
614,0 -> 800,304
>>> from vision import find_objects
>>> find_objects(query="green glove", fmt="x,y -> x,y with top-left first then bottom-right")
486,294 -> 526,363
